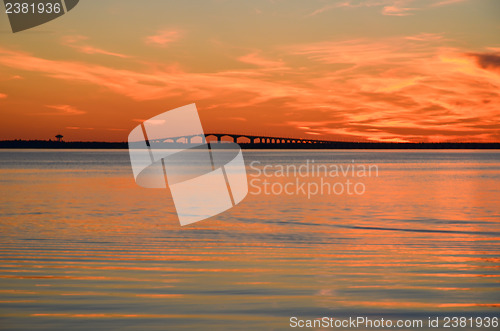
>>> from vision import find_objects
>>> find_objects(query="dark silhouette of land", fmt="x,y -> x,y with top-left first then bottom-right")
1,139 -> 499,149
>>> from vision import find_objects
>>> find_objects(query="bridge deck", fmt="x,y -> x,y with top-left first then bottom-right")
149,133 -> 333,144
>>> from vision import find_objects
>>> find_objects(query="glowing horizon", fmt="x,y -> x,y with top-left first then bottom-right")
0,0 -> 499,142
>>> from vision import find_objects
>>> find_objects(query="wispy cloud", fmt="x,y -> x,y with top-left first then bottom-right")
0,31 -> 498,142
68,125 -> 127,132
382,4 -> 416,16
238,52 -> 286,69
0,47 -> 304,104
227,117 -> 248,122
308,0 -> 470,17
62,35 -> 131,58
405,33 -> 445,42
145,29 -> 182,47
431,0 -> 467,7
66,126 -> 94,130
283,36 -> 500,142
308,0 -> 415,17
45,105 -> 86,115
0,93 -> 7,99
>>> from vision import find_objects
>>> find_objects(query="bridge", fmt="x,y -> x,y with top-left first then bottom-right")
148,133 -> 334,145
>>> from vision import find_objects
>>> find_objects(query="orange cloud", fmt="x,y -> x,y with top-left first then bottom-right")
238,52 -> 286,69
431,0 -> 467,7
308,0 -> 470,17
0,93 -> 7,99
62,35 -> 130,58
283,36 -> 500,142
66,127 -> 95,131
145,29 -> 182,47
45,105 -> 86,115
0,47 -> 304,105
227,117 -> 248,122
405,33 -> 445,42
0,31 -> 498,143
382,4 -> 415,16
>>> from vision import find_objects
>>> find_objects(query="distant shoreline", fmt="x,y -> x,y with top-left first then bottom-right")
1,140 -> 499,149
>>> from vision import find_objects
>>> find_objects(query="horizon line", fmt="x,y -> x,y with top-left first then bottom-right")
2,139 -> 500,145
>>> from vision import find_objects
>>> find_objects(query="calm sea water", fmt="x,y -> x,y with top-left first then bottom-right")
0,149 -> 499,330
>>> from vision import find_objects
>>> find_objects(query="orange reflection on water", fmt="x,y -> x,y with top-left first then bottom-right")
0,150 -> 499,327
135,294 -> 184,298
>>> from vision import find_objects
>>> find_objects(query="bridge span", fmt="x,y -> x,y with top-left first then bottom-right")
148,133 -> 333,145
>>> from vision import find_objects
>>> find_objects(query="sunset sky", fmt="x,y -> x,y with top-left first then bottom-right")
0,0 -> 499,142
